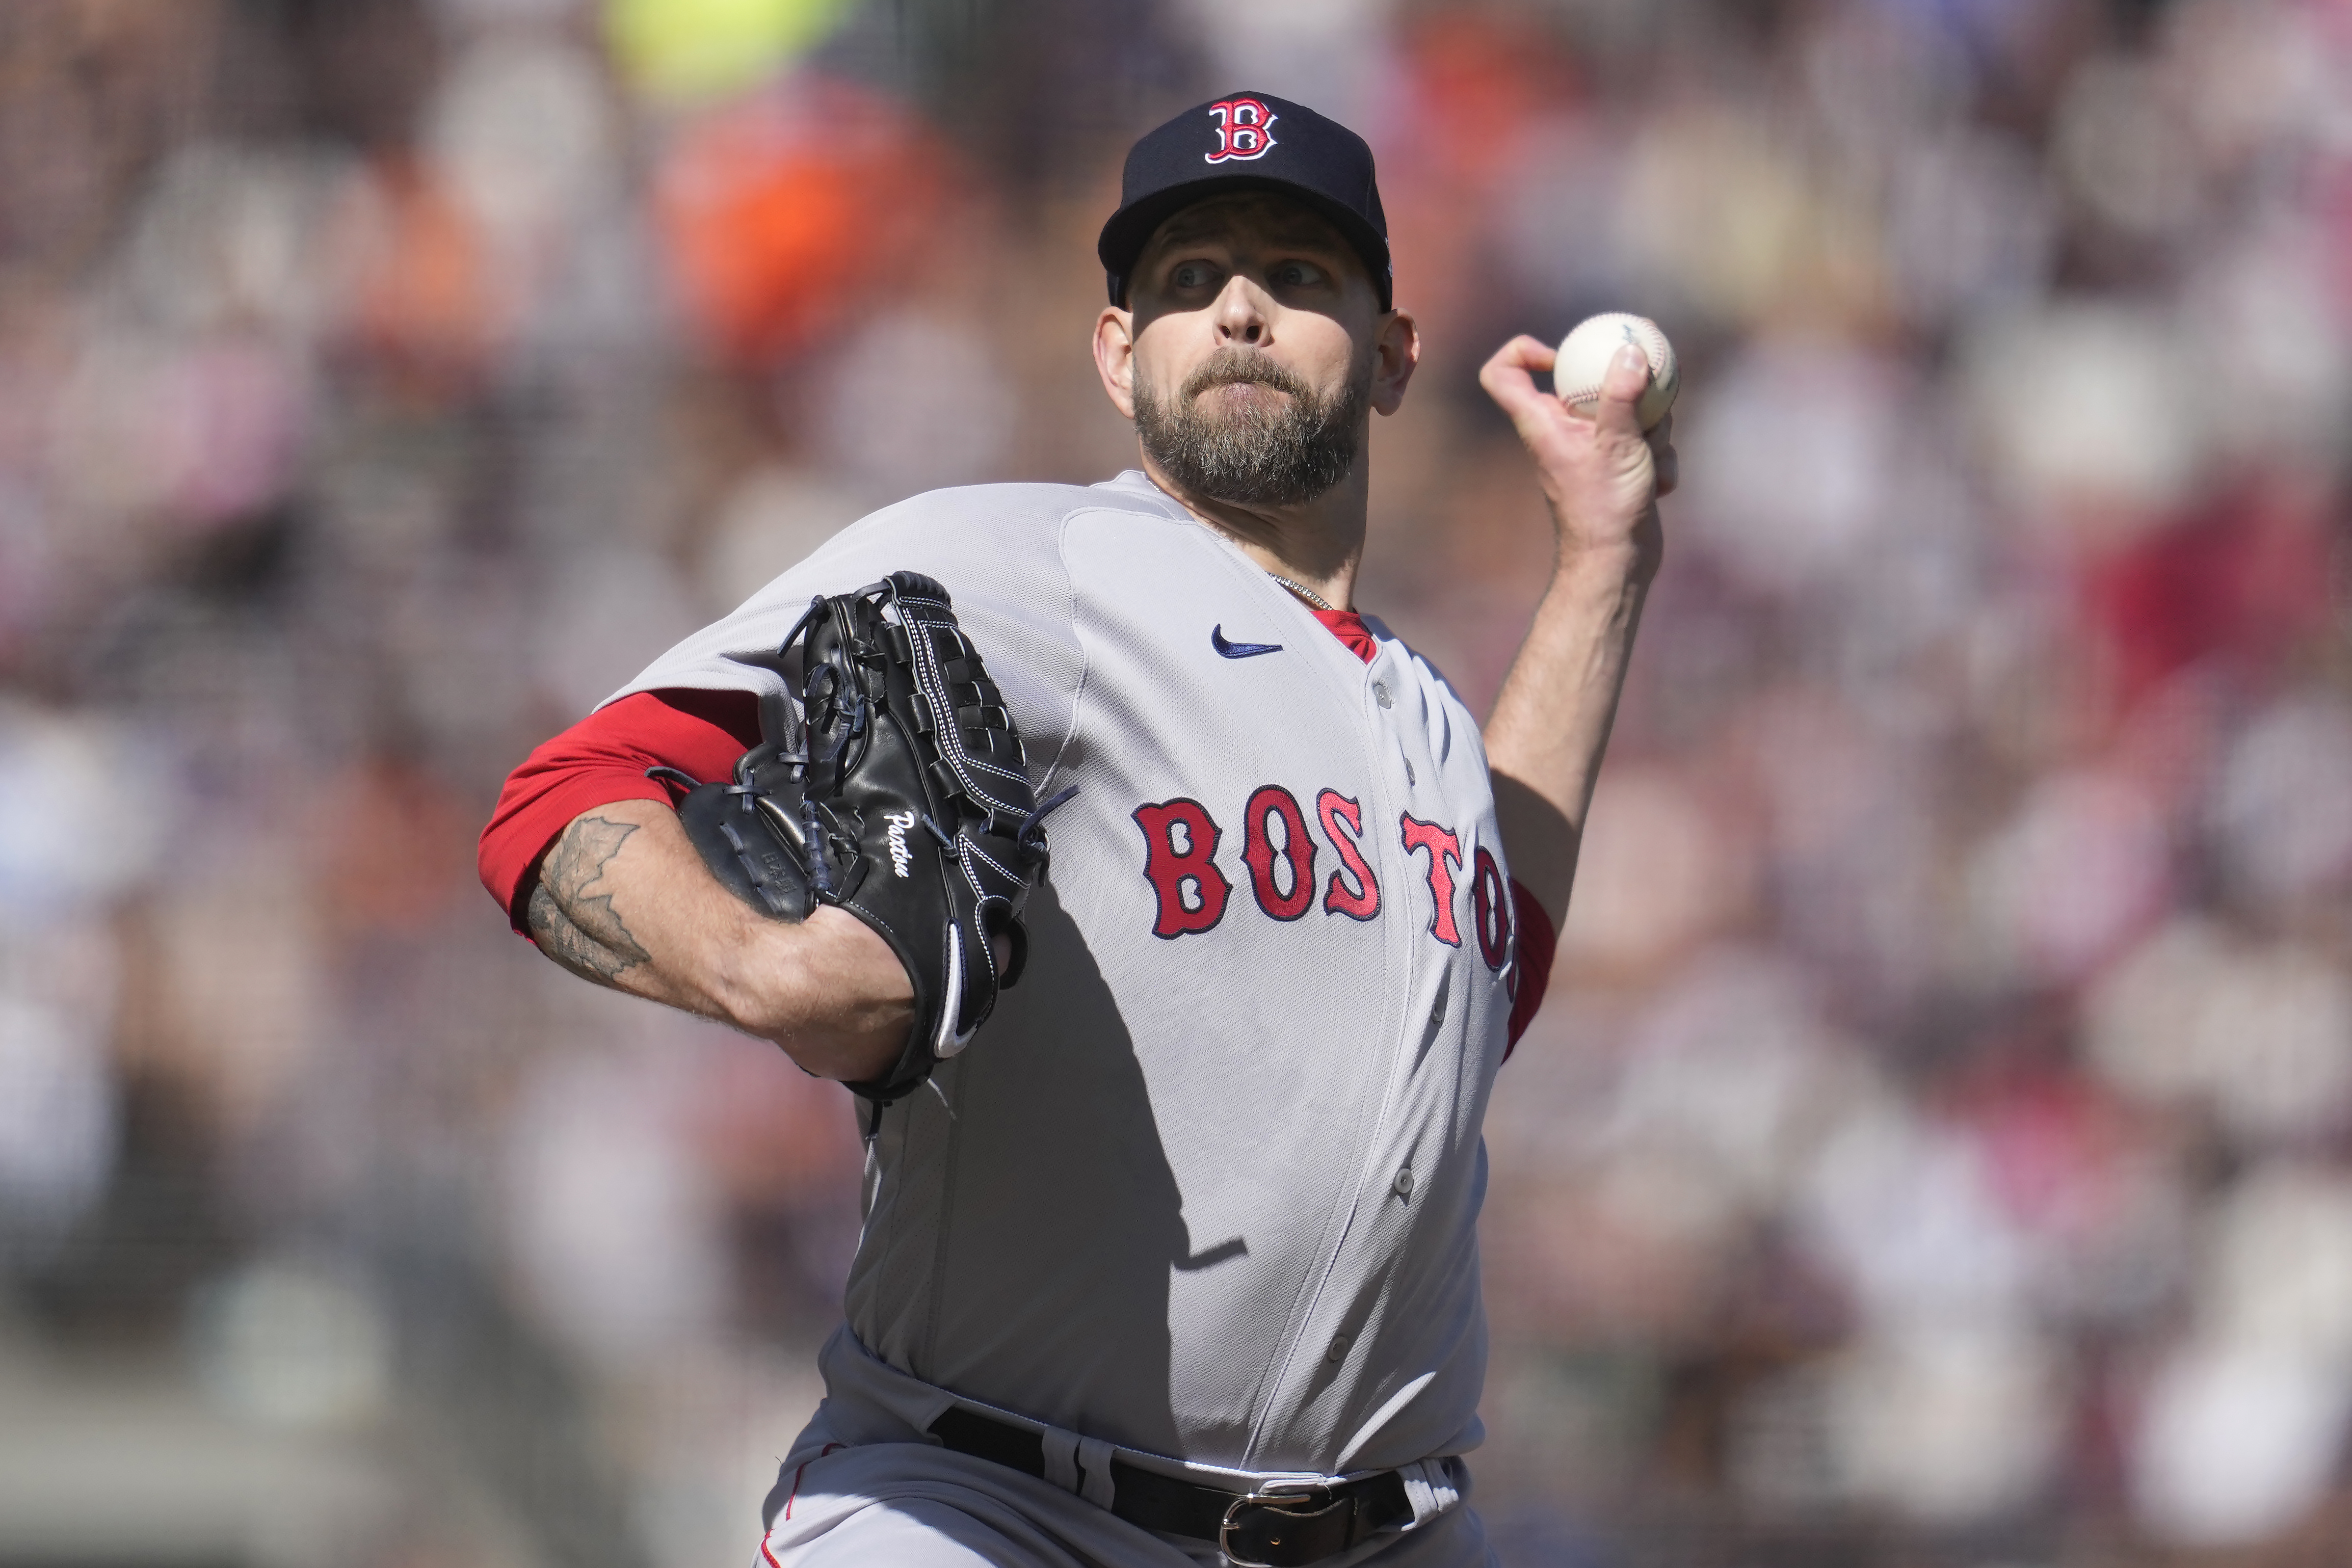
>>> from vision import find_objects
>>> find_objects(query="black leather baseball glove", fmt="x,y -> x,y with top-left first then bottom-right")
651,572 -> 1072,1106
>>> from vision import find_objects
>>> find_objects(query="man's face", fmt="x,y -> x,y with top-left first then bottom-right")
1103,192 -> 1403,508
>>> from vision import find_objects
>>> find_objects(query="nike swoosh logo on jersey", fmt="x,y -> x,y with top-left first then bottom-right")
1211,625 -> 1283,658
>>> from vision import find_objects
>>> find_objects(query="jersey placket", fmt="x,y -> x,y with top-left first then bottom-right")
1243,635 -> 1465,1467
1318,648 -> 1498,1472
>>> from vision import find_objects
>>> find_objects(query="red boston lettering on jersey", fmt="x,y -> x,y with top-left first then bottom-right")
1399,814 -> 1464,947
1134,799 -> 1233,938
1315,789 -> 1381,921
1204,98 -> 1279,164
1241,785 -> 1315,921
1470,846 -> 1512,972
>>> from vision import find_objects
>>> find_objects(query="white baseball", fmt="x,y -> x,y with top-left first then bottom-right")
1554,313 -> 1678,430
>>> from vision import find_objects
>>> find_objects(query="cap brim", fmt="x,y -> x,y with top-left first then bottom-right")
1097,176 -> 1392,310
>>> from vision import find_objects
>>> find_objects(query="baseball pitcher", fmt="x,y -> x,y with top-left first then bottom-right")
480,91 -> 1675,1568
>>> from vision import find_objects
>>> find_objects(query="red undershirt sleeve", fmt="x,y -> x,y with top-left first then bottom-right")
1503,881 -> 1557,1058
477,688 -> 761,935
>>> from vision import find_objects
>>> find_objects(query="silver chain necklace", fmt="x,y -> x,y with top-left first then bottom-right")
1268,573 -> 1335,612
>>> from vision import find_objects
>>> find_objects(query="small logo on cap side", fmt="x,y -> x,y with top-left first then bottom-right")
1205,98 -> 1278,163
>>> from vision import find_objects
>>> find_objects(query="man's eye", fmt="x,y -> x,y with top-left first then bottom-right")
1172,262 -> 1216,289
1273,262 -> 1324,287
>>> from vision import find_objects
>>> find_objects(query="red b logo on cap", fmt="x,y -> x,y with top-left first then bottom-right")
1205,98 -> 1278,163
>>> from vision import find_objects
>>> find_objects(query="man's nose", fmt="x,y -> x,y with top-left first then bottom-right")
1211,276 -> 1268,346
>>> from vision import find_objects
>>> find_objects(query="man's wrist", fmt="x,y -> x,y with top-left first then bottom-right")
1549,529 -> 1654,590
722,909 -> 913,1081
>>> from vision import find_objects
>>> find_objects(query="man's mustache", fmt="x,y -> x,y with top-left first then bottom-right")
1181,351 -> 1313,403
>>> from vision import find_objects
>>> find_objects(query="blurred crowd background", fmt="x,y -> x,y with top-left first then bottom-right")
1,1 -> 2348,1565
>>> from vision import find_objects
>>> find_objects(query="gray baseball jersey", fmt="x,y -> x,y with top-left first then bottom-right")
615,471 -> 1522,1528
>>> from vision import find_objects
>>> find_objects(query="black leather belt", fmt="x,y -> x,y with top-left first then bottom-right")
927,1406 -> 1410,1567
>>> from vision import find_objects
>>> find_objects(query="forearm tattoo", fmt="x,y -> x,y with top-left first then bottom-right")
526,815 -> 654,985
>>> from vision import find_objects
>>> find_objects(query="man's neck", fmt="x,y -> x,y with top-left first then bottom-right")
1139,452 -> 1368,612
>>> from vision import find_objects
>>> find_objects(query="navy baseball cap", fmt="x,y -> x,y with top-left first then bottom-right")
1098,91 -> 1392,311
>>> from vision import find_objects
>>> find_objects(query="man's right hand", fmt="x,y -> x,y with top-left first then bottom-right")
526,799 -> 912,1083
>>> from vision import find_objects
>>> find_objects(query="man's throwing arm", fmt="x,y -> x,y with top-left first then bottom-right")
1479,338 -> 1679,929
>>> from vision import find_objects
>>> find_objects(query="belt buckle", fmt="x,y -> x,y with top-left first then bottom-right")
1220,1479 -> 1339,1568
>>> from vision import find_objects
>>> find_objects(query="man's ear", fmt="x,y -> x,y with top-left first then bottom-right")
1370,308 -> 1420,417
1093,307 -> 1138,420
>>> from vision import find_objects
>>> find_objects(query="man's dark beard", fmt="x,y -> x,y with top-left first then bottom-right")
1133,347 -> 1369,506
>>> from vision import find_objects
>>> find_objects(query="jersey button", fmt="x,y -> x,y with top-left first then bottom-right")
1393,1166 -> 1415,1199
1372,681 -> 1392,708
1327,1333 -> 1352,1363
